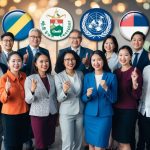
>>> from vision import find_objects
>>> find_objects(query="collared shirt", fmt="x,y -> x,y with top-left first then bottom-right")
138,65 -> 150,117
30,45 -> 39,57
132,49 -> 143,64
0,70 -> 28,115
71,46 -> 80,55
3,50 -> 10,58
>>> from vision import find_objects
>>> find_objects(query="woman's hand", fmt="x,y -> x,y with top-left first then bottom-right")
131,68 -> 139,89
31,79 -> 37,93
63,81 -> 71,94
87,87 -> 93,97
5,77 -> 11,93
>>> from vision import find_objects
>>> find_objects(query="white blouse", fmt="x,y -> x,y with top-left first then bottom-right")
95,74 -> 103,89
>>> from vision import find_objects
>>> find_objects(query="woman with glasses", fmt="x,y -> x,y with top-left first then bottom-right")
54,50 -> 84,150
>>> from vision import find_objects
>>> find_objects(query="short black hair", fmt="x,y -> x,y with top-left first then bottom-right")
1,32 -> 15,41
89,50 -> 111,72
102,35 -> 118,53
34,51 -> 52,74
55,50 -> 81,73
131,31 -> 146,41
118,45 -> 133,57
7,51 -> 23,62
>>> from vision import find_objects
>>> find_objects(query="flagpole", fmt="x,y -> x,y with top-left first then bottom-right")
56,40 -> 58,59
96,41 -> 98,50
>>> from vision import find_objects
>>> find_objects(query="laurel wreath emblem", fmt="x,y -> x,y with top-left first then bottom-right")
82,13 -> 112,39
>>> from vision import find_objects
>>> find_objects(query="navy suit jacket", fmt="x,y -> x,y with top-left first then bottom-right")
18,45 -> 49,76
82,72 -> 117,117
136,49 -> 150,73
0,63 -> 7,74
59,46 -> 93,74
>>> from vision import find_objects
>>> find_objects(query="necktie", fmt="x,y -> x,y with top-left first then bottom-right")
133,53 -> 139,67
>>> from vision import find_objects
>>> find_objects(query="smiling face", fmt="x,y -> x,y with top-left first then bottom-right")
91,54 -> 104,71
8,54 -> 22,73
35,54 -> 50,74
2,36 -> 14,52
29,31 -> 41,48
64,53 -> 76,71
118,48 -> 132,66
68,31 -> 82,49
104,38 -> 115,53
131,34 -> 144,51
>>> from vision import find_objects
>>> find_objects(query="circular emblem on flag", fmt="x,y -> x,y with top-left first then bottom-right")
119,11 -> 149,40
80,8 -> 114,41
40,7 -> 73,41
2,10 -> 34,41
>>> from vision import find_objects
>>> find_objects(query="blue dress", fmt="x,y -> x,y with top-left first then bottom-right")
82,72 -> 117,148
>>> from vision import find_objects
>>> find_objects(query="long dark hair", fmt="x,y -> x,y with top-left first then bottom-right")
102,35 -> 118,54
55,50 -> 81,73
89,50 -> 111,72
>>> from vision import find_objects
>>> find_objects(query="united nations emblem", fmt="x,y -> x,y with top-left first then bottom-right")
80,8 -> 114,41
40,7 -> 73,41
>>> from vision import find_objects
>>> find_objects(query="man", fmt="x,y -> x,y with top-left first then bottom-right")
18,28 -> 49,76
131,31 -> 150,150
59,29 -> 93,74
0,32 -> 14,66
131,31 -> 149,73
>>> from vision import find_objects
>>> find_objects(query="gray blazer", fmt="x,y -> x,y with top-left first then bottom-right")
54,70 -> 84,115
0,51 -> 7,66
25,74 -> 58,116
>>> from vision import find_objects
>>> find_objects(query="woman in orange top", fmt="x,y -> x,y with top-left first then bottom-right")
0,51 -> 29,150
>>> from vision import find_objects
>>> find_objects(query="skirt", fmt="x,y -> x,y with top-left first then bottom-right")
31,114 -> 58,149
2,113 -> 30,146
84,115 -> 112,148
112,108 -> 137,143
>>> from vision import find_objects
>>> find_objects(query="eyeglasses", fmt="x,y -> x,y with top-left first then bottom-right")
64,58 -> 76,62
69,37 -> 81,40
29,36 -> 41,39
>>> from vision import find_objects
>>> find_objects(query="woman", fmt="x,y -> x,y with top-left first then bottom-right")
54,50 -> 84,150
0,51 -> 29,150
112,45 -> 143,150
102,35 -> 120,72
82,50 -> 117,150
24,51 -> 58,150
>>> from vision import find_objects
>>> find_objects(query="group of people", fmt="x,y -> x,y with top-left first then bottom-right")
0,28 -> 149,150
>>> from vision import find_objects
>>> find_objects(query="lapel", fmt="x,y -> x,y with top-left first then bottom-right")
26,45 -> 33,65
0,52 -> 7,66
137,50 -> 145,67
79,46 -> 85,58
61,70 -> 81,95
91,72 -> 97,90
36,74 -> 49,96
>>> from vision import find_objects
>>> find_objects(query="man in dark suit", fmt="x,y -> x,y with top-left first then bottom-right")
131,31 -> 149,73
18,28 -> 49,76
131,31 -> 150,150
59,29 -> 93,74
0,32 -> 14,66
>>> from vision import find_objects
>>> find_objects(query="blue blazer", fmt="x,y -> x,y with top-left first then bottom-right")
59,46 -> 93,74
82,72 -> 117,117
0,63 -> 7,74
18,45 -> 49,76
136,49 -> 150,73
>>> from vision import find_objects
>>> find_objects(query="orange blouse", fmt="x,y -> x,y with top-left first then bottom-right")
0,70 -> 28,115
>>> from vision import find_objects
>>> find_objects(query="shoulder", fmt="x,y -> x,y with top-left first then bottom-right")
59,47 -> 70,54
81,46 -> 93,53
0,63 -> 7,73
76,70 -> 83,77
39,47 -> 49,54
20,72 -> 26,78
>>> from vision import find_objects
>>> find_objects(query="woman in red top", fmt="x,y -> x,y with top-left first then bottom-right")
0,51 -> 29,150
112,45 -> 143,150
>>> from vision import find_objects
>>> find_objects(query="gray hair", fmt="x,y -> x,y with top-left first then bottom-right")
28,28 -> 42,37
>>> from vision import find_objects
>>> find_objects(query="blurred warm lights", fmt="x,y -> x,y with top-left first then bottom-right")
38,0 -> 48,8
112,5 -> 118,13
80,0 -> 86,5
102,0 -> 112,5
9,6 -> 17,11
49,0 -> 58,7
28,3 -> 37,13
0,8 -> 5,16
75,0 -> 82,7
117,3 -> 126,13
90,2 -> 100,8
13,0 -> 21,3
136,0 -> 145,3
143,2 -> 150,9
0,0 -> 8,7
75,8 -> 83,15
34,9 -> 43,19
